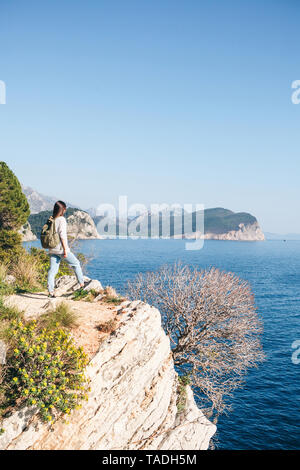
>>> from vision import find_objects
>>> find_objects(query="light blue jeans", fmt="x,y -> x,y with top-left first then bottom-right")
47,252 -> 84,293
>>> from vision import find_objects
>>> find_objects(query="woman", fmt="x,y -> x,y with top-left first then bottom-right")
47,200 -> 85,297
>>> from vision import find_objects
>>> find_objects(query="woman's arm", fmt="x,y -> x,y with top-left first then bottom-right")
57,218 -> 68,257
60,238 -> 68,258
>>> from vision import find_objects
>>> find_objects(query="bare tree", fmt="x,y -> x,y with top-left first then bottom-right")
127,263 -> 264,419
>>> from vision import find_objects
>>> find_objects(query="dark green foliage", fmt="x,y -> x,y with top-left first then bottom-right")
0,162 -> 29,265
1,320 -> 89,422
203,208 -> 257,234
0,162 -> 30,230
0,282 -> 15,297
29,208 -> 81,238
0,298 -> 24,321
72,288 -> 89,301
173,207 -> 257,236
176,374 -> 191,413
0,230 -> 25,266
103,296 -> 123,305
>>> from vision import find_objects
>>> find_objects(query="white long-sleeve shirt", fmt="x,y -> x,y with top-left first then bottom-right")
48,216 -> 70,255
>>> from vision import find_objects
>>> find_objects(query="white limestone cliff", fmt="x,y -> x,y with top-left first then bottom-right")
19,222 -> 37,242
181,221 -> 265,241
0,287 -> 216,450
67,210 -> 102,239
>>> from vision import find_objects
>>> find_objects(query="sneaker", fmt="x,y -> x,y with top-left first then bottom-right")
79,280 -> 90,290
48,292 -> 56,298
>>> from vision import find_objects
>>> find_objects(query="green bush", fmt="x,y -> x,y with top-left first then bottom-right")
0,281 -> 15,298
1,320 -> 89,422
0,230 -> 25,266
0,162 -> 30,265
0,162 -> 30,231
103,295 -> 123,305
72,288 -> 89,301
176,374 -> 191,414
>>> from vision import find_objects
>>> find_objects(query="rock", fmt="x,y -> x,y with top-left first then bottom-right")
0,301 -> 216,450
4,275 -> 16,285
204,221 -> 265,241
18,222 -> 37,242
93,294 -> 104,302
54,275 -> 90,296
180,221 -> 265,241
67,210 -> 102,240
54,276 -> 103,297
84,279 -> 103,293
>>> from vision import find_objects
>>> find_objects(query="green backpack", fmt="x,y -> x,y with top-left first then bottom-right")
40,216 -> 60,249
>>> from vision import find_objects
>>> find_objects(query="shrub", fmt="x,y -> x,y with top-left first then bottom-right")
38,302 -> 78,330
0,162 -> 30,231
176,374 -> 191,414
0,298 -> 24,322
103,286 -> 123,305
11,253 -> 40,291
104,286 -> 118,298
72,288 -> 89,301
0,230 -> 25,266
1,320 -> 89,422
127,263 -> 264,418
0,162 -> 30,265
103,296 -> 123,305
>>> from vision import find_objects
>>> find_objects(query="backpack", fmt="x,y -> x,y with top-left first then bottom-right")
40,216 -> 60,249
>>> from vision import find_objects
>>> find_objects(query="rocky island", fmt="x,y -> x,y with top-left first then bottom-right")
21,185 -> 264,242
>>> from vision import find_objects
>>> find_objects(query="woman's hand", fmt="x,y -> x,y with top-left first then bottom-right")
63,252 -> 67,258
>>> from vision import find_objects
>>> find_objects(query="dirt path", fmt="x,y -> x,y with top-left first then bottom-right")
4,292 -> 122,358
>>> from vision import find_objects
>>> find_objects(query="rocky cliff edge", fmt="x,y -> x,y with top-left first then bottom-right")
0,277 -> 216,450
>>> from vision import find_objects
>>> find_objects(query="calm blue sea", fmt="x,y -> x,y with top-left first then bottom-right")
26,239 -> 300,449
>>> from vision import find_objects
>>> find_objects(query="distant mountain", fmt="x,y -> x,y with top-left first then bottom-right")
93,206 -> 265,241
183,207 -> 265,241
22,186 -> 265,241
22,186 -> 78,214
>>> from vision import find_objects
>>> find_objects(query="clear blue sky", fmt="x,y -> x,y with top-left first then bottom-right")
0,0 -> 299,233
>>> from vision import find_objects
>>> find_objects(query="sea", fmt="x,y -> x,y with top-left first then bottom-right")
26,238 -> 300,450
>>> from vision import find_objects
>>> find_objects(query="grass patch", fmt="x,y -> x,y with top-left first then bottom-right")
0,298 -> 24,322
103,296 -> 123,305
0,282 -> 15,297
176,374 -> 191,414
72,289 -> 89,301
11,254 -> 41,291
38,302 -> 78,330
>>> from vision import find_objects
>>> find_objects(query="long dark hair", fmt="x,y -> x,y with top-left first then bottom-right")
53,200 -> 66,218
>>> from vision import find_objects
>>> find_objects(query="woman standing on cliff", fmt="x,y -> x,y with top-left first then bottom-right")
47,200 -> 85,298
